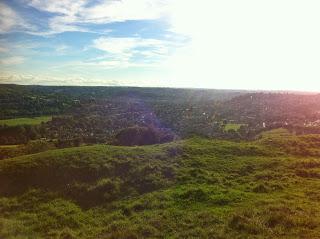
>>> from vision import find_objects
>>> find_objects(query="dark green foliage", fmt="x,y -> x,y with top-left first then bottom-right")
175,187 -> 210,202
113,126 -> 175,146
0,124 -> 44,145
295,169 -> 320,179
2,85 -> 320,148
0,84 -> 244,119
24,140 -> 54,154
252,184 -> 269,193
114,126 -> 159,146
0,140 -> 56,160
56,137 -> 83,148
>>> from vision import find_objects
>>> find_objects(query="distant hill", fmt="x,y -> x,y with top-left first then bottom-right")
0,84 -> 248,119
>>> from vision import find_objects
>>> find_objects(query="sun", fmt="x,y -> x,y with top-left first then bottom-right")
164,0 -> 320,91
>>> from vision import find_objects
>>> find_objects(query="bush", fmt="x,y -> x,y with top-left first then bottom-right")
176,188 -> 209,202
69,179 -> 121,207
252,184 -> 269,193
228,211 -> 265,234
24,140 -> 54,154
113,126 -> 175,146
89,178 -> 121,201
295,169 -> 320,179
113,126 -> 158,146
59,228 -> 77,239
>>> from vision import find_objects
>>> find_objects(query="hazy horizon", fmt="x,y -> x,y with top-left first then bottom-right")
2,83 -> 320,95
1,0 -> 320,91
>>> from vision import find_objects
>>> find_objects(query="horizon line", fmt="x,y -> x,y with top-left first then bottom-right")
0,83 -> 319,95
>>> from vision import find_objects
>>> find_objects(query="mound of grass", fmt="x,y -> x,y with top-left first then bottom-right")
260,128 -> 320,156
0,130 -> 320,238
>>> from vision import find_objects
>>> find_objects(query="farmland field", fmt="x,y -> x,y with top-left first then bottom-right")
0,116 -> 52,126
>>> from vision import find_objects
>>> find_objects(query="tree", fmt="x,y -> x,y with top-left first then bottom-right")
114,126 -> 160,146
25,125 -> 39,140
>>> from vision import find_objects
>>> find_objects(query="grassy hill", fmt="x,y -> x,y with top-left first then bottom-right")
0,129 -> 320,238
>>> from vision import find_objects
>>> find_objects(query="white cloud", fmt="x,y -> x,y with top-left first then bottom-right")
0,3 -> 21,33
81,0 -> 168,24
26,0 -> 169,34
0,70 -> 125,86
25,0 -> 88,34
89,36 -> 174,68
93,37 -> 167,54
0,46 -> 8,53
27,0 -> 87,16
44,36 -> 174,70
85,60 -> 130,69
0,2 -> 36,33
55,44 -> 69,54
0,72 -> 84,85
0,56 -> 25,65
0,39 -> 40,51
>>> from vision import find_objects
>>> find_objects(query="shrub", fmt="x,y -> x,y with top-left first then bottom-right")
59,228 -> 77,239
24,140 -> 54,154
113,126 -> 175,146
252,184 -> 269,193
295,169 -> 320,179
176,188 -> 209,202
228,211 -> 265,234
86,179 -> 121,205
113,126 -> 159,146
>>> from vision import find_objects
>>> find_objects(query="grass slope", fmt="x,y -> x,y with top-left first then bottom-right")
0,129 -> 320,238
0,116 -> 52,126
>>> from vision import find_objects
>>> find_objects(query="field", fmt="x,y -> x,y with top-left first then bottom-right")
0,116 -> 52,126
224,123 -> 246,131
0,129 -> 320,238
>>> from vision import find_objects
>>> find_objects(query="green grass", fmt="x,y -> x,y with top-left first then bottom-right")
224,123 -> 246,131
0,129 -> 320,238
0,116 -> 52,126
0,140 -> 57,160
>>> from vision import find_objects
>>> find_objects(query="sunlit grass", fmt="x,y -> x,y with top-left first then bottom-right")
0,116 -> 52,126
224,123 -> 246,131
0,130 -> 320,238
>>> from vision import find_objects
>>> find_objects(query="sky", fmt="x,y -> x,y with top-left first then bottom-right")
0,0 -> 320,91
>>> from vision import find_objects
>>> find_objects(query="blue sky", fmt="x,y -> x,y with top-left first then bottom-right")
0,0 -> 186,86
0,0 -> 320,91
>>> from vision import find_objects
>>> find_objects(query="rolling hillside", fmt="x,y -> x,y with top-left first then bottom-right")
0,129 -> 320,238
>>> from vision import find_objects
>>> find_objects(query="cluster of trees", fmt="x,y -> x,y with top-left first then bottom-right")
219,93 -> 320,126
0,84 -> 243,119
1,85 -> 320,147
113,126 -> 176,146
0,124 -> 45,145
0,85 -> 76,119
